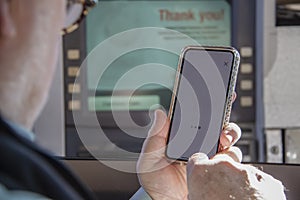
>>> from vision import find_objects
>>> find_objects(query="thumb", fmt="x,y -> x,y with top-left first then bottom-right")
148,109 -> 169,138
137,110 -> 170,172
140,109 -> 169,154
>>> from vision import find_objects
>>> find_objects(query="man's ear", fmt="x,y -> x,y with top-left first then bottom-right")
0,0 -> 16,38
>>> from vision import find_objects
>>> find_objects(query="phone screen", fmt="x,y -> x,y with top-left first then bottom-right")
166,48 -> 235,161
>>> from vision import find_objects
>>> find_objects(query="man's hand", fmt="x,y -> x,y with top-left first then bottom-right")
137,109 -> 188,199
187,152 -> 287,200
137,109 -> 241,199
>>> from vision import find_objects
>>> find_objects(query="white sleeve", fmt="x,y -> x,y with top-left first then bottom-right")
130,187 -> 152,200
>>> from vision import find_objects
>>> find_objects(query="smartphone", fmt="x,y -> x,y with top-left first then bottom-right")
166,46 -> 240,162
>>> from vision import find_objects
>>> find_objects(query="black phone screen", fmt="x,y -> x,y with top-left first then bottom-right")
166,48 -> 234,161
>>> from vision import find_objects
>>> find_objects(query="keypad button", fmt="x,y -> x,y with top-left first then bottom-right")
67,49 -> 80,60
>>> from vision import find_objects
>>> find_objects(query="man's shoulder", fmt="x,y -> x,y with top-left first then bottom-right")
0,117 -> 97,200
0,118 -> 39,160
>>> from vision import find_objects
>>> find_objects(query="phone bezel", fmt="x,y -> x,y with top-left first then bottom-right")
165,46 -> 240,162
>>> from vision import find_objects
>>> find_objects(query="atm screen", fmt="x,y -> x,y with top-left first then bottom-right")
84,0 -> 231,113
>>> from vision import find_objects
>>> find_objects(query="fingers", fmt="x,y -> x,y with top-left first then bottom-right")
189,146 -> 242,166
219,92 -> 238,148
220,123 -> 241,148
187,147 -> 242,182
189,153 -> 209,164
187,153 -> 209,176
187,155 -> 286,200
187,146 -> 242,176
213,146 -> 243,163
232,91 -> 237,102
219,132 -> 232,148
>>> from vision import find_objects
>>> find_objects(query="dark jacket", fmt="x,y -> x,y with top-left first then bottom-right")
0,116 -> 97,200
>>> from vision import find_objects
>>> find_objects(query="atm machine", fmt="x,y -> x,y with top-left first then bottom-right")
34,0 -> 271,198
35,0 -> 262,162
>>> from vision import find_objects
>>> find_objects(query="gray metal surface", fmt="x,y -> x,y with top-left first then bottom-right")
264,27 -> 300,128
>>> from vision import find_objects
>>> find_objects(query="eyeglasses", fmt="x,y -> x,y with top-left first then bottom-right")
62,0 -> 98,35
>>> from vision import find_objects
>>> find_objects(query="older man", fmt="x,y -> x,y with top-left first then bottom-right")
0,0 -> 286,199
